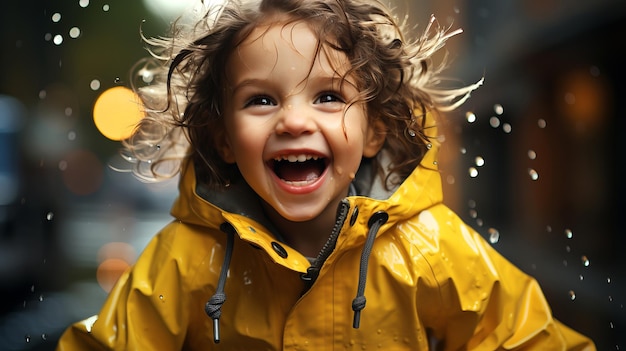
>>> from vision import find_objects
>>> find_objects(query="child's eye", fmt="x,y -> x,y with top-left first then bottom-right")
245,96 -> 276,107
315,93 -> 344,104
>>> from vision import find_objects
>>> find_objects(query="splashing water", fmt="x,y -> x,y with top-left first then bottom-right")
488,228 -> 500,244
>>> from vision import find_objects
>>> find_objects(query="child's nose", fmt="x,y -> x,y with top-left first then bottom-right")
275,104 -> 317,136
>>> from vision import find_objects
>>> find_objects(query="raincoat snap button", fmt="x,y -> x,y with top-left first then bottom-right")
271,242 -> 288,258
350,206 -> 359,226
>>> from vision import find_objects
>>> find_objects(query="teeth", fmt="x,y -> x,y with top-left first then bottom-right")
274,154 -> 319,162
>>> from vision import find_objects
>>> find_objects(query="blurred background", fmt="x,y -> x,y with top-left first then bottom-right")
0,0 -> 623,350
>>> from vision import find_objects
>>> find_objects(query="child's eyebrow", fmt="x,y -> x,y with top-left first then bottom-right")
229,78 -> 267,94
230,75 -> 359,94
299,74 -> 359,92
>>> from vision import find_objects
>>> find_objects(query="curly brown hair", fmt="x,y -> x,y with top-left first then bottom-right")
123,0 -> 481,189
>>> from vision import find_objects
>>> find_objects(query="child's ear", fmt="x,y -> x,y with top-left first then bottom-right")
363,118 -> 386,158
215,128 -> 236,164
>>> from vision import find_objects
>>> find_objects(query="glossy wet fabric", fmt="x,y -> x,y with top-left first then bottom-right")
56,124 -> 596,350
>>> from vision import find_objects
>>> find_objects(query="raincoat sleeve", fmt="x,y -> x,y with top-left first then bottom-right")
55,223 -> 211,351
420,207 -> 596,350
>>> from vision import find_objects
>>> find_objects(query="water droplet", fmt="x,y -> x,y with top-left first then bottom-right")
79,0 -> 90,8
30,285 -> 35,293
488,228 -> 499,244
65,107 -> 73,116
609,295 -> 613,302
579,275 -> 584,281
69,27 -> 81,39
475,156 -> 485,167
564,92 -> 575,105
469,209 -> 477,218
469,167 -> 478,178
493,104 -> 504,115
90,79 -> 101,91
46,212 -> 54,221
103,4 -> 110,11
527,150 -> 536,160
581,255 -> 590,267
41,334 -> 47,341
563,260 -> 568,267
537,119 -> 547,128
58,160 -> 68,171
565,229 -> 573,239
460,147 -> 467,154
502,123 -> 512,133
607,277 -> 612,284
68,131 -> 76,141
426,143 -> 432,149
445,174 -> 455,185
569,290 -> 576,300
39,294 -> 44,302
407,129 -> 416,137
489,116 -> 500,128
528,168 -> 539,180
51,13 -> 62,22
565,245 -> 571,253
53,34 -> 64,45
25,335 -> 31,343
139,68 -> 154,84
546,225 -> 552,233
465,111 -> 476,123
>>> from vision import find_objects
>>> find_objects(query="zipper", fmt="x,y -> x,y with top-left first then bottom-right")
300,199 -> 351,289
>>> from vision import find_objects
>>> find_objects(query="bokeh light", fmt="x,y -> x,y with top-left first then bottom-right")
96,258 -> 129,293
93,86 -> 144,141
96,241 -> 135,293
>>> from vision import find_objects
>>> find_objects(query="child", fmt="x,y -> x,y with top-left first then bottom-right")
57,0 -> 596,349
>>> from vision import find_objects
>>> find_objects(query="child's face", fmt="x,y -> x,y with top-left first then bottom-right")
220,19 -> 383,222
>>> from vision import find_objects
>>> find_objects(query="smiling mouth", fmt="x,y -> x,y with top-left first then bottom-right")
271,154 -> 328,186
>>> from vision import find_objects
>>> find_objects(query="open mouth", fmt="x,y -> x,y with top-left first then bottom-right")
270,154 -> 328,186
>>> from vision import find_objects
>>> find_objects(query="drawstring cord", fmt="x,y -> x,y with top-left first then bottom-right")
205,223 -> 235,344
352,211 -> 388,328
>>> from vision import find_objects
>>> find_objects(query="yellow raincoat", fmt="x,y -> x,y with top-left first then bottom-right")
56,123 -> 595,350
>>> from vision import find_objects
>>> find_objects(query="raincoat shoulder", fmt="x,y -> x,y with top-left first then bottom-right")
341,126 -> 596,350
55,211 -> 229,350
